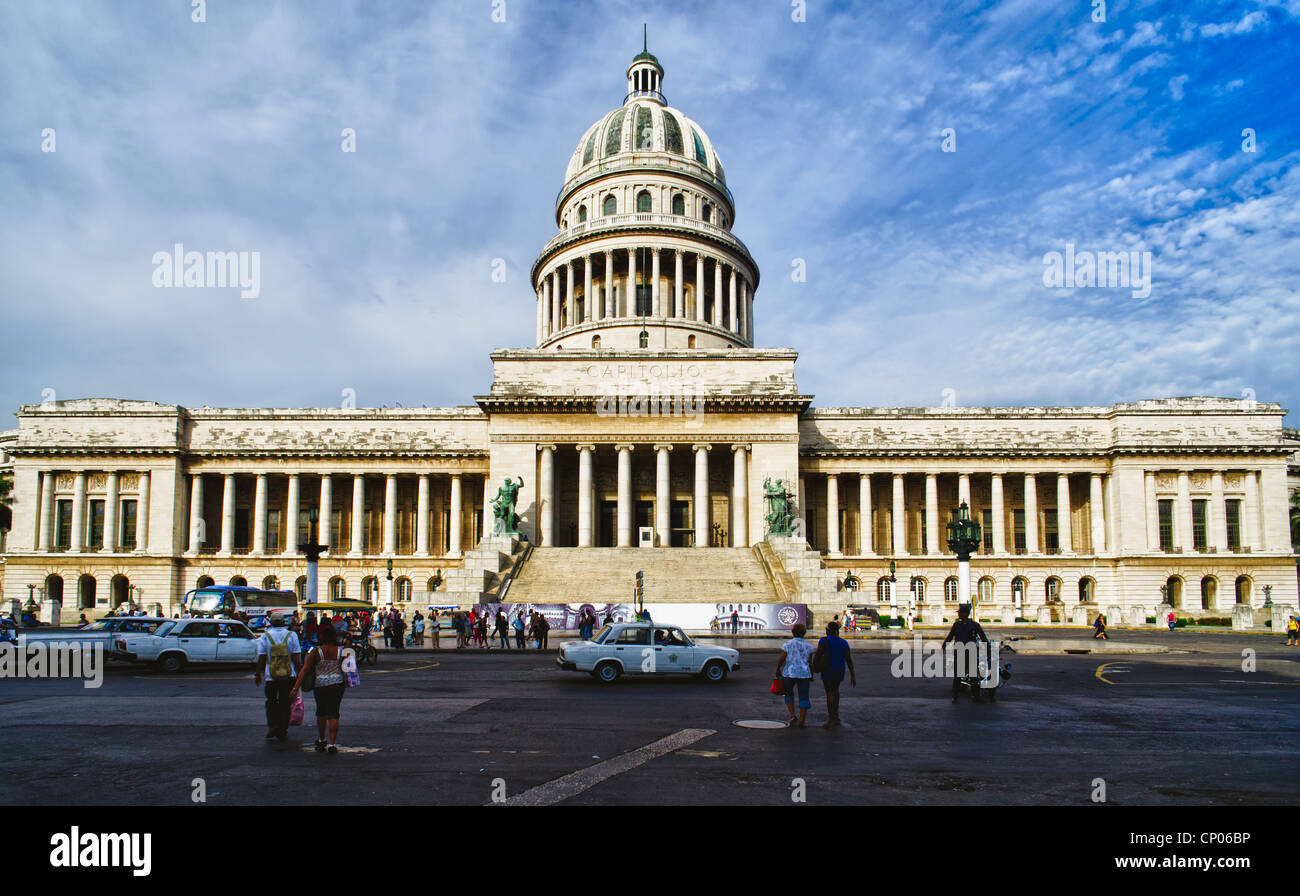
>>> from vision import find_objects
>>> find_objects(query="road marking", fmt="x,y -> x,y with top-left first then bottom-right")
134,661 -> 439,681
493,728 -> 715,807
298,745 -> 381,754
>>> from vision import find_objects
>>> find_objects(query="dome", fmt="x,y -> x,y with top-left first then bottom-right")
564,103 -> 727,187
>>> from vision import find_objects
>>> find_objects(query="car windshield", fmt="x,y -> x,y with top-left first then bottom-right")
87,621 -> 113,631
591,624 -> 613,643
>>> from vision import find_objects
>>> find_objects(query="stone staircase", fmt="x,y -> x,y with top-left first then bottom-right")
506,547 -> 776,606
441,536 -> 529,604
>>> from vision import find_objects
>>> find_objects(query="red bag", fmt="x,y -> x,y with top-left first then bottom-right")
288,693 -> 305,726
769,677 -> 784,695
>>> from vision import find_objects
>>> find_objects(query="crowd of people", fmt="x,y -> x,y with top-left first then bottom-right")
446,607 -> 557,649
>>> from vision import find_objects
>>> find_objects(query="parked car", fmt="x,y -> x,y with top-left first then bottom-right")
21,616 -> 171,654
557,622 -> 739,683
110,618 -> 260,673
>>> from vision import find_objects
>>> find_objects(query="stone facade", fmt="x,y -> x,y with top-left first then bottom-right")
2,49 -> 1296,624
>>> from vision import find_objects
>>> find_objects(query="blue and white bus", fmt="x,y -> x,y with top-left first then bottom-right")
182,586 -> 298,630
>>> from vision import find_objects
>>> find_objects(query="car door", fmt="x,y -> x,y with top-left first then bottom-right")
176,621 -> 220,663
652,627 -> 691,673
216,622 -> 258,663
611,626 -> 651,673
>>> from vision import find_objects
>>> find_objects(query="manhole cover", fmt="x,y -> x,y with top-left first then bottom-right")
1064,648 -> 1091,654
733,719 -> 789,729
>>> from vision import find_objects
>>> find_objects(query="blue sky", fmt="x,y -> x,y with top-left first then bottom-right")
1,0 -> 1298,426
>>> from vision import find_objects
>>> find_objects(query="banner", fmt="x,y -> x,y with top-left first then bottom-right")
472,601 -> 807,632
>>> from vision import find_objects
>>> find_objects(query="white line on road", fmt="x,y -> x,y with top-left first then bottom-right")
494,728 -> 716,806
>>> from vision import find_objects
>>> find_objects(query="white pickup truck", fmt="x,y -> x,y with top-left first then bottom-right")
110,618 -> 261,673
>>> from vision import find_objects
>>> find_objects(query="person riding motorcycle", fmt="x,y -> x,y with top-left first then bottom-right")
942,604 -> 992,703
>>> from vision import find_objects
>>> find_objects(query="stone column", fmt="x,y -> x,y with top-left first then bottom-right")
1090,474 -> 1105,554
70,471 -> 87,553
656,444 -> 672,546
539,444 -> 556,546
319,474 -> 333,553
651,248 -> 662,317
349,474 -> 365,556
745,282 -> 754,343
731,445 -> 749,547
694,444 -> 710,547
826,472 -> 840,556
1024,473 -> 1038,555
415,474 -> 429,556
628,248 -> 637,317
616,444 -> 633,547
578,445 -> 595,547
284,473 -> 300,556
858,473 -> 873,556
1144,471 -> 1159,551
219,473 -> 235,557
924,473 -> 939,555
37,471 -> 55,552
562,261 -> 574,329
713,261 -> 723,327
381,473 -> 397,555
603,250 -> 614,319
1243,470 -> 1261,550
583,256 -> 593,322
958,473 -> 971,509
135,471 -> 150,553
674,250 -> 684,317
103,471 -> 119,552
1176,471 -> 1192,552
252,473 -> 268,555
991,473 -> 1006,555
892,473 -> 907,556
187,473 -> 203,553
483,476 -> 493,540
550,270 -> 560,333
1209,471 -> 1227,552
728,268 -> 738,332
738,279 -> 746,340
1057,473 -> 1073,554
536,288 -> 544,344
448,474 -> 463,558
695,254 -> 705,322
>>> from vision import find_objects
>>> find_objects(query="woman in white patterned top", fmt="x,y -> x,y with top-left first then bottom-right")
775,623 -> 815,728
291,625 -> 353,754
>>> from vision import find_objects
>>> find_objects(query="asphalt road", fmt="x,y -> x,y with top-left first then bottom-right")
3,629 -> 1298,805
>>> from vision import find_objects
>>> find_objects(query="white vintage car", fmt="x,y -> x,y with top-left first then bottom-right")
557,622 -> 739,683
110,618 -> 261,673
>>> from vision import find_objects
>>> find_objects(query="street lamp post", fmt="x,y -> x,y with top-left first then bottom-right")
385,557 -> 394,607
302,507 -> 327,605
945,501 -> 983,608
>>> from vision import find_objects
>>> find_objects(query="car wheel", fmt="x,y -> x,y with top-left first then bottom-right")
594,661 -> 621,683
702,660 -> 728,682
156,653 -> 185,674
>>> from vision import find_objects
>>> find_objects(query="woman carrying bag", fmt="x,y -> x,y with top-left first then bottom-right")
291,625 -> 356,754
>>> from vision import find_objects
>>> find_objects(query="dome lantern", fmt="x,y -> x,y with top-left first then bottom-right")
626,25 -> 664,105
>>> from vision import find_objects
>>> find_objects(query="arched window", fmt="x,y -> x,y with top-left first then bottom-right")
361,576 -> 379,604
230,576 -> 247,587
295,576 -> 307,602
1045,577 -> 1061,603
978,576 -> 995,604
577,204 -> 587,223
876,577 -> 893,603
262,575 -> 279,591
196,575 -> 215,589
636,190 -> 652,213
1011,576 -> 1028,606
78,574 -> 97,610
427,575 -> 441,593
1166,575 -> 1184,608
910,577 -> 926,602
1079,577 -> 1095,603
328,577 -> 346,601
591,335 -> 601,349
1234,575 -> 1252,605
1200,576 -> 1217,610
944,577 -> 959,602
702,201 -> 712,223
687,335 -> 697,348
671,193 -> 685,216
602,195 -> 617,215
396,577 -> 412,602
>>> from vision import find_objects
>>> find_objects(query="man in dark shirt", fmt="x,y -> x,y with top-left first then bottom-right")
816,621 -> 856,728
942,604 -> 992,703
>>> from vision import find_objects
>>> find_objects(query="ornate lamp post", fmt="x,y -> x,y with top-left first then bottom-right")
945,501 -> 983,607
302,507 -> 327,605
385,557 -> 394,607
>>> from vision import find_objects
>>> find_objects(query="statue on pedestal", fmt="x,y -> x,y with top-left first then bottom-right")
492,476 -> 524,536
763,478 -> 798,536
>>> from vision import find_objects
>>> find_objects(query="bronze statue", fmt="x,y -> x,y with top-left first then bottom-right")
492,476 -> 524,536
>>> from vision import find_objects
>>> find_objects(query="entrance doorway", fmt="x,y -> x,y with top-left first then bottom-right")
599,501 -> 617,547
671,500 -> 691,546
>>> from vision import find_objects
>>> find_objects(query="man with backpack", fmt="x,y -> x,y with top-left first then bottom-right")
255,611 -> 305,741
941,604 -> 992,704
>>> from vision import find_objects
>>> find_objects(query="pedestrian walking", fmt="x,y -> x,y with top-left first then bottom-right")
537,612 -> 550,649
495,609 -> 509,649
290,624 -> 353,755
1167,611 -> 1176,632
775,623 -> 814,728
391,611 -> 406,650
514,611 -> 527,649
381,609 -> 392,648
730,608 -> 739,634
1286,615 -> 1298,647
412,611 -> 425,647
1093,613 -> 1109,640
254,611 -> 304,742
813,621 -> 855,728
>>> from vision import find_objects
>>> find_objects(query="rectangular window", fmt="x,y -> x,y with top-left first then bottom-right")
635,283 -> 651,317
981,510 -> 993,553
266,509 -> 281,554
1044,509 -> 1059,554
88,499 -> 105,549
919,514 -> 928,555
1013,509 -> 1026,554
120,500 -> 137,550
1192,499 -> 1208,551
55,500 -> 73,549
1157,499 -> 1174,551
331,512 -> 342,552
1225,500 -> 1242,552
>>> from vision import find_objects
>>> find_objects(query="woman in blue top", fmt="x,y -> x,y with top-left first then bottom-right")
816,621 -> 856,728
